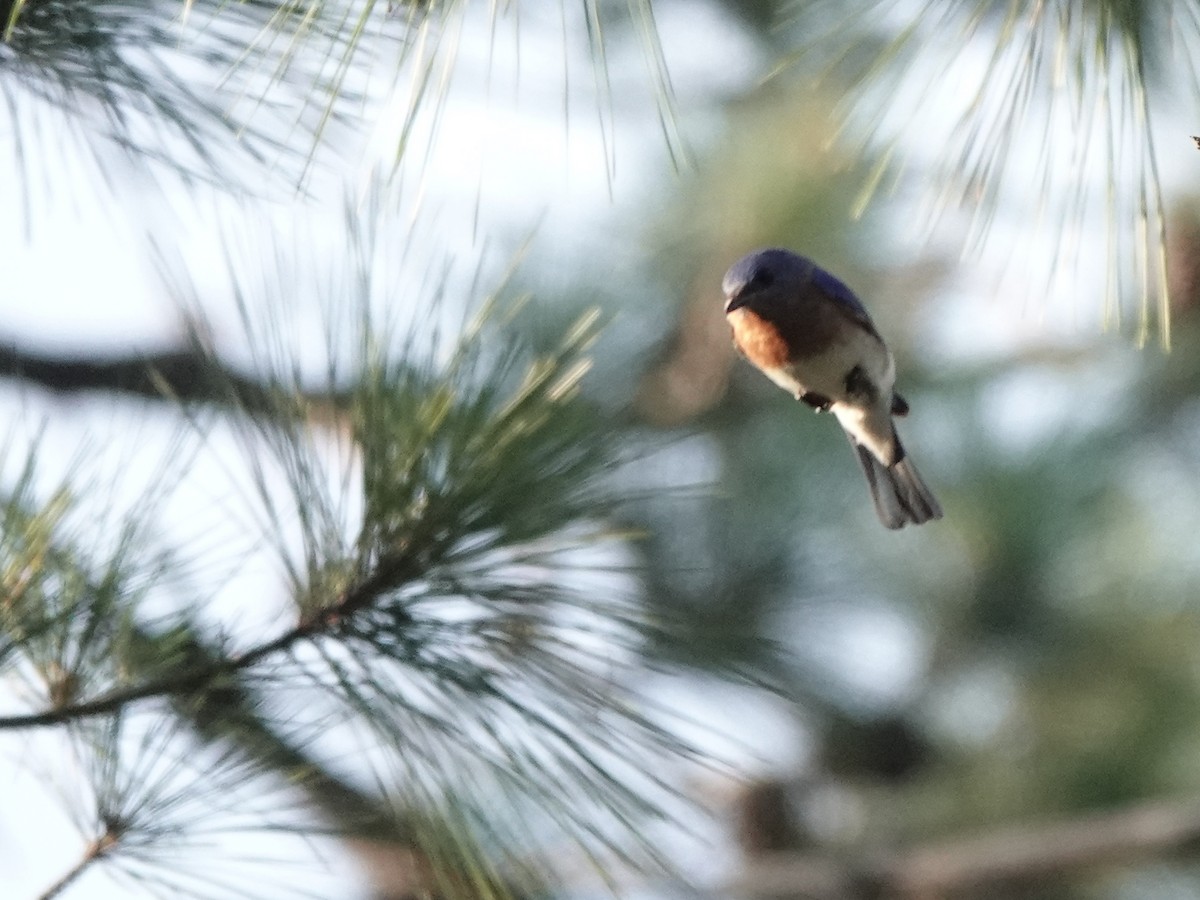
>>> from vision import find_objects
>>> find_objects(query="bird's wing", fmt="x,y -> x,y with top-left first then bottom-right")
808,266 -> 880,338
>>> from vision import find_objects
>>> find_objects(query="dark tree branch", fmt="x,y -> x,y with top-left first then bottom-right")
0,340 -> 256,401
734,798 -> 1200,899
0,339 -> 347,420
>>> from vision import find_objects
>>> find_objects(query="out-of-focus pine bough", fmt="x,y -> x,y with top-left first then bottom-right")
0,305 -> 688,899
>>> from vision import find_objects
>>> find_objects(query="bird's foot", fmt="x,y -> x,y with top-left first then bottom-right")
799,391 -> 833,413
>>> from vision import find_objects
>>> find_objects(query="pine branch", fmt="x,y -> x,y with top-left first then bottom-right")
0,558 -> 406,729
0,624 -> 305,729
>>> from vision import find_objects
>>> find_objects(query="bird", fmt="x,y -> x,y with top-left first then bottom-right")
721,248 -> 942,529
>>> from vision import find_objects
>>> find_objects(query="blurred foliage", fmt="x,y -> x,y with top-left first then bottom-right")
511,6 -> 1200,885
0,0 -> 684,213
2,0 -> 318,198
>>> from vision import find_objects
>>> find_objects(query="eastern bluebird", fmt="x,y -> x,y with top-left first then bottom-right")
722,248 -> 942,529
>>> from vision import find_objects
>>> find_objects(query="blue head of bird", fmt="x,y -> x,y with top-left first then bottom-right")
722,248 -> 811,313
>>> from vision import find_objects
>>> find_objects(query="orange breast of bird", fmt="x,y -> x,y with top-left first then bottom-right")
727,308 -> 793,370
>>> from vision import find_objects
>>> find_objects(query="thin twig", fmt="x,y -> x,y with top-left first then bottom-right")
38,831 -> 117,900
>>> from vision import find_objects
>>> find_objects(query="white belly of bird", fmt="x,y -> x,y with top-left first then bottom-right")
764,332 -> 899,465
771,331 -> 895,403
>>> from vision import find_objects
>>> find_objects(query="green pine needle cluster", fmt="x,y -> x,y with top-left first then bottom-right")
783,0 -> 1182,345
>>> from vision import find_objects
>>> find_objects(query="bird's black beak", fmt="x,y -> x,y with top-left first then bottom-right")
724,292 -> 747,313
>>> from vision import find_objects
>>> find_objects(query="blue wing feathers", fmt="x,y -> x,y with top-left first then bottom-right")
808,264 -> 873,324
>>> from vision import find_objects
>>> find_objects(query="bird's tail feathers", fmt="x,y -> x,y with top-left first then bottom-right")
849,432 -> 942,529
